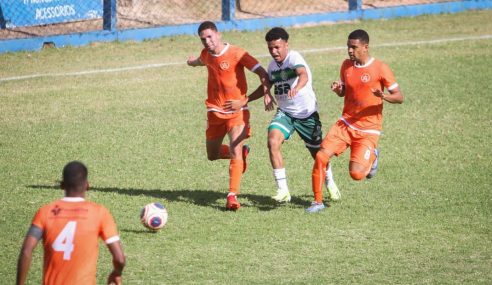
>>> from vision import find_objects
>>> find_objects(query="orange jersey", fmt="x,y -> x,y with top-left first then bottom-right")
31,197 -> 119,285
340,58 -> 398,132
200,43 -> 260,117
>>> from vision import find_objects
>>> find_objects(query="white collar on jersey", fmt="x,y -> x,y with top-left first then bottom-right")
62,197 -> 85,202
211,43 -> 230,57
354,57 -> 375,68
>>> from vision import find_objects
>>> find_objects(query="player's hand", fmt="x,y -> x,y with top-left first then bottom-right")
331,81 -> 343,96
287,87 -> 299,99
107,271 -> 122,285
264,93 -> 276,111
187,55 -> 198,67
371,88 -> 385,99
223,97 -> 247,112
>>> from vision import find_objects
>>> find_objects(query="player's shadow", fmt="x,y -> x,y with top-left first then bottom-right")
27,184 -> 310,212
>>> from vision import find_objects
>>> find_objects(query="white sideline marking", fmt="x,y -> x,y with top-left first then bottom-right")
1,34 -> 491,82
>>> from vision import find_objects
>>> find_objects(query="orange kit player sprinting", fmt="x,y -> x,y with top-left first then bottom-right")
16,161 -> 126,285
187,21 -> 273,211
307,29 -> 404,213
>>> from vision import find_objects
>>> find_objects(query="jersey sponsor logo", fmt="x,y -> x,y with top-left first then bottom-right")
219,61 -> 230,70
271,68 -> 296,83
280,70 -> 289,81
51,205 -> 61,216
361,73 -> 371,83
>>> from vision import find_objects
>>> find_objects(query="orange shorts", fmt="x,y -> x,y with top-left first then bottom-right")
206,110 -> 251,140
321,120 -> 379,170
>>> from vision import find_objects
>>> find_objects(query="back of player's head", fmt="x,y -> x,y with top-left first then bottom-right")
198,21 -> 218,35
62,161 -> 88,191
265,27 -> 289,42
348,29 -> 370,44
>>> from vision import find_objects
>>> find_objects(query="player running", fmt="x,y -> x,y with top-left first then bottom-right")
308,29 -> 404,213
187,21 -> 272,211
249,27 -> 340,203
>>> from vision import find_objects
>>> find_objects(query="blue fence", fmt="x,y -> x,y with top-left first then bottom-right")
1,0 -> 491,54
2,0 -> 103,27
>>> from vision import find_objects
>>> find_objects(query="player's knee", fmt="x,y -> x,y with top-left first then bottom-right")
314,150 -> 329,167
349,170 -> 365,181
267,137 -> 282,152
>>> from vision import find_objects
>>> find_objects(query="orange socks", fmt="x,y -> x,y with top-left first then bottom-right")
312,151 -> 330,203
229,159 -> 243,194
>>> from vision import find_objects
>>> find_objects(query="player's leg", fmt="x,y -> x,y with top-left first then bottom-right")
268,110 -> 294,202
308,121 -> 349,212
224,110 -> 251,210
206,137 -> 227,160
366,148 -> 379,179
206,112 -> 230,161
296,112 -> 341,202
348,134 -> 379,180
224,124 -> 248,210
269,129 -> 291,202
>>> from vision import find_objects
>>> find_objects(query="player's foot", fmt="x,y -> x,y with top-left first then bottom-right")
306,202 -> 325,213
242,145 -> 250,174
326,179 -> 341,201
272,189 -> 291,203
366,148 -> 379,179
226,193 -> 240,211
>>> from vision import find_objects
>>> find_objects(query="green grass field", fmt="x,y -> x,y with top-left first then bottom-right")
1,10 -> 491,285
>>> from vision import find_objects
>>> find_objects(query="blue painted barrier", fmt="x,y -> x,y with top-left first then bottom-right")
0,0 -> 491,54
0,0 -> 102,28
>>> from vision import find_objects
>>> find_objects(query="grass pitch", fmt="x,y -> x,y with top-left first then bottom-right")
1,10 -> 491,285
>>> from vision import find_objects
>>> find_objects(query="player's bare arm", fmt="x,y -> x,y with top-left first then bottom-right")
186,55 -> 204,67
288,66 -> 308,98
331,81 -> 345,97
16,233 -> 40,285
254,66 -> 276,111
371,87 -> 404,104
244,78 -> 276,111
107,241 -> 125,285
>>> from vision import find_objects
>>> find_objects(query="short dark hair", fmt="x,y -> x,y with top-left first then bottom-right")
265,27 -> 289,42
62,161 -> 88,190
348,29 -> 369,44
198,21 -> 218,35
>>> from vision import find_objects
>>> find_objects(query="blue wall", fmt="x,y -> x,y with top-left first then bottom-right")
1,0 -> 491,54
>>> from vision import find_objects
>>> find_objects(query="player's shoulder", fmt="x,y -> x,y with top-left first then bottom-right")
227,44 -> 246,54
371,57 -> 388,66
289,50 -> 301,57
86,200 -> 109,211
341,59 -> 353,70
38,199 -> 64,211
287,50 -> 306,62
371,58 -> 393,71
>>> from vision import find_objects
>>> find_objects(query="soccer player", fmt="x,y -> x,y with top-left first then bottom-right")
187,21 -> 272,211
308,29 -> 404,213
16,161 -> 125,285
249,27 -> 340,203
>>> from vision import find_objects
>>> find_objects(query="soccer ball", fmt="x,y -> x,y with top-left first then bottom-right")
140,202 -> 168,231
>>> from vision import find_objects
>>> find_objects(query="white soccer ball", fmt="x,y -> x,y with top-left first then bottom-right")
140,202 -> 168,231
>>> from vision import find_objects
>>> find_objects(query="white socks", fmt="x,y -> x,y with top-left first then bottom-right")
274,166 -> 333,191
273,168 -> 289,192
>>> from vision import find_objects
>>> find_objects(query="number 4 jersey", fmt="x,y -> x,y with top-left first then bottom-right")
31,197 -> 120,285
267,50 -> 318,119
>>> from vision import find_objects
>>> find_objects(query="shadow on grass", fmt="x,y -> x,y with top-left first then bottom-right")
27,185 -> 311,212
